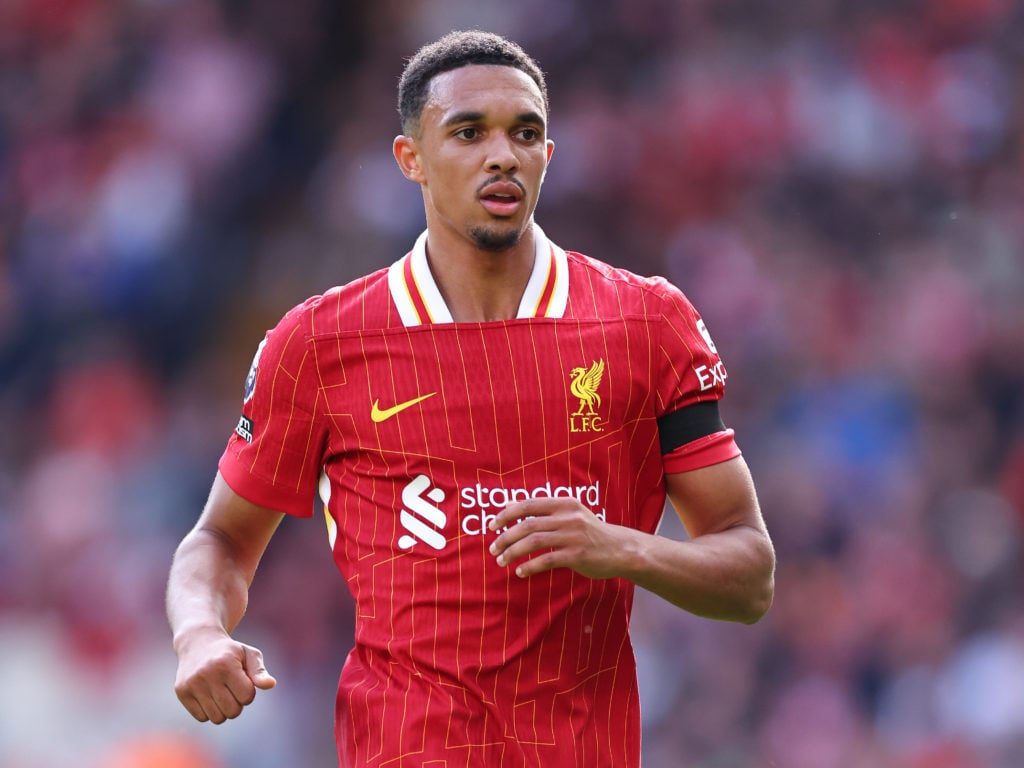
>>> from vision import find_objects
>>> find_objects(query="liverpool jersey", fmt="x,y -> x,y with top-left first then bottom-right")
219,224 -> 739,767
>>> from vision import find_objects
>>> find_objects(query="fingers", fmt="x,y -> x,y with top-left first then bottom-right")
488,498 -> 626,580
488,500 -> 586,575
210,674 -> 253,723
488,497 -> 572,533
176,690 -> 211,723
175,642 -> 274,724
489,518 -> 562,571
509,550 -> 565,578
242,644 -> 277,690
176,673 -> 249,724
176,679 -> 243,725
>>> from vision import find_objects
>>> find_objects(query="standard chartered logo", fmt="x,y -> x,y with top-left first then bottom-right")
397,474 -> 448,550
396,475 -> 605,551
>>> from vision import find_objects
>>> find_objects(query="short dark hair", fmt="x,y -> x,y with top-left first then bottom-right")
398,30 -> 548,135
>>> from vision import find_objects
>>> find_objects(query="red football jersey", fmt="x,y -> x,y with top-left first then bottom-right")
219,225 -> 739,767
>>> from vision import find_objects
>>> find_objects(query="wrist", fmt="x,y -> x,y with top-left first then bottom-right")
172,622 -> 230,655
610,525 -> 653,582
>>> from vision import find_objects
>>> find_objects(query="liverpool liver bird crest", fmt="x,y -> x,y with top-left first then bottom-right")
570,359 -> 605,416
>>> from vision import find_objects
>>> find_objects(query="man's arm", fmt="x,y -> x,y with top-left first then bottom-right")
486,456 -> 774,623
167,471 -> 285,723
642,455 -> 774,622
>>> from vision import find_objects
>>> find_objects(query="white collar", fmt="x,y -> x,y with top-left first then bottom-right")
387,223 -> 569,326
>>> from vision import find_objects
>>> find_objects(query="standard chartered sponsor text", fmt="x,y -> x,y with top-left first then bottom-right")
460,480 -> 606,536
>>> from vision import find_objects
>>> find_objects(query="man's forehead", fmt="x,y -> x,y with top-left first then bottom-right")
425,64 -> 546,119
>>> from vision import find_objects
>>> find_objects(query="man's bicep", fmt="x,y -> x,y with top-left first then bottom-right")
664,456 -> 764,539
192,471 -> 286,577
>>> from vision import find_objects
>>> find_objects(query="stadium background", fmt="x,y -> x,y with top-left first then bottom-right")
1,0 -> 1023,765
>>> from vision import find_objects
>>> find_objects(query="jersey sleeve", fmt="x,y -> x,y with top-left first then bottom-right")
218,298 -> 327,517
651,277 -> 741,474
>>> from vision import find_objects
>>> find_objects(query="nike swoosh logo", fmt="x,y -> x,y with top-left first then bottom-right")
371,392 -> 437,422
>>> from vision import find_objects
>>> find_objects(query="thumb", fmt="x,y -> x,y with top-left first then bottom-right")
241,644 -> 277,690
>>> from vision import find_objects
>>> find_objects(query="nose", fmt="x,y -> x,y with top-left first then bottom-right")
485,134 -> 519,174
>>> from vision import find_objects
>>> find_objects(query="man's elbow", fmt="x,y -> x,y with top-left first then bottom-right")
738,573 -> 774,624
739,541 -> 775,624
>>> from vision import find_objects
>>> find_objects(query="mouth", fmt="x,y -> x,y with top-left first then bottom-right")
478,181 -> 524,218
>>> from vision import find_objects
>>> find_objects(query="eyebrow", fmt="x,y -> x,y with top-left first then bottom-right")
442,110 -> 546,129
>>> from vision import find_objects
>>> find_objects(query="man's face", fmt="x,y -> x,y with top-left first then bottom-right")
396,64 -> 553,251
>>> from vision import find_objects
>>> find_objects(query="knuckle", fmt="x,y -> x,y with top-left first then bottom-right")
568,509 -> 589,524
202,654 -> 237,679
518,517 -> 539,533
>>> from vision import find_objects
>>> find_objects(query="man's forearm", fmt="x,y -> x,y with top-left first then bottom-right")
617,524 -> 775,624
167,528 -> 253,647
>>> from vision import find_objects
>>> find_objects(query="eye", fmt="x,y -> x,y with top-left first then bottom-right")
454,126 -> 480,140
516,127 -> 541,142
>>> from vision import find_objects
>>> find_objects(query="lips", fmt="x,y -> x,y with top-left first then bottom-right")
479,181 -> 524,217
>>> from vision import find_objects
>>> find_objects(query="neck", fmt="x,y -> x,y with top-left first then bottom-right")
424,223 -> 537,323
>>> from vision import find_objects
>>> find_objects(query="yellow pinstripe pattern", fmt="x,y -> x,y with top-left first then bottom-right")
223,246 -> 730,767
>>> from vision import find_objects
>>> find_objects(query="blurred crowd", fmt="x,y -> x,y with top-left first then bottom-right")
1,0 -> 1023,766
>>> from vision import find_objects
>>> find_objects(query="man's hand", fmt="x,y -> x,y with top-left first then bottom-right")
173,627 -> 277,724
487,498 -> 634,579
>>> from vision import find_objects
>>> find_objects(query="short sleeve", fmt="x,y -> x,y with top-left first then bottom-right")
218,298 -> 327,517
652,277 -> 741,472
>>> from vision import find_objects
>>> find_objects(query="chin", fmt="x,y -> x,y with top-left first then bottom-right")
469,224 -> 523,252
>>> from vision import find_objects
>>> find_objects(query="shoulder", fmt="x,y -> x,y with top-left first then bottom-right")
270,265 -> 394,339
564,250 -> 695,318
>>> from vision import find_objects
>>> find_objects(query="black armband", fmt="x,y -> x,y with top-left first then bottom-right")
658,401 -> 726,454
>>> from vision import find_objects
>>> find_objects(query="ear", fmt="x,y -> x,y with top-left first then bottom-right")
539,138 -> 555,183
393,135 -> 425,183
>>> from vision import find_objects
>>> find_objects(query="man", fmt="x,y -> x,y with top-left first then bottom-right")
167,30 -> 775,767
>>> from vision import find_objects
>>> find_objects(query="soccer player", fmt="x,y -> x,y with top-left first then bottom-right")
167,30 -> 775,768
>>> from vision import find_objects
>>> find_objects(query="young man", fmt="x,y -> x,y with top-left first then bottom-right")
168,30 -> 775,768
